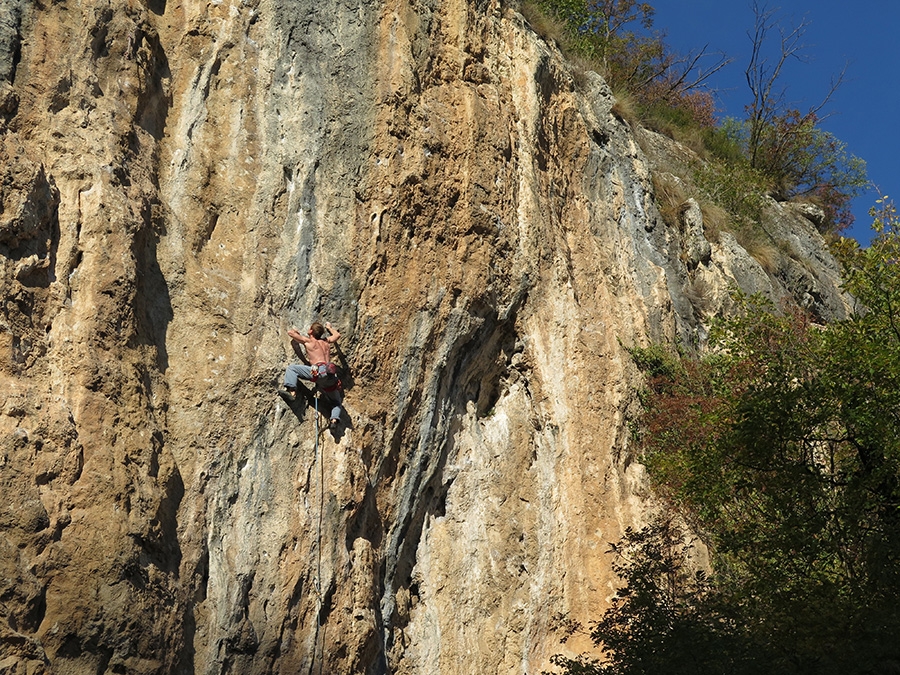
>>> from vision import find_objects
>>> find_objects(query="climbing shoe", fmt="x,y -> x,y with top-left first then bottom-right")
278,388 -> 297,403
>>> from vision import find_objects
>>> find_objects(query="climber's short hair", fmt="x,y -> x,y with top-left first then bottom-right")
310,322 -> 326,339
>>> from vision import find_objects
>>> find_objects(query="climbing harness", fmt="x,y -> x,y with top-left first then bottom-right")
310,362 -> 342,394
310,362 -> 338,380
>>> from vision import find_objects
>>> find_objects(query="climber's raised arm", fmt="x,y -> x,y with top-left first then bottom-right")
325,322 -> 341,343
288,327 -> 310,345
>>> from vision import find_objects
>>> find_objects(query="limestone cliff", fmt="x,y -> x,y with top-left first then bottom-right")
0,1 -> 848,673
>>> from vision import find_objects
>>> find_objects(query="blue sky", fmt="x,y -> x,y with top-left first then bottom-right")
650,0 -> 899,245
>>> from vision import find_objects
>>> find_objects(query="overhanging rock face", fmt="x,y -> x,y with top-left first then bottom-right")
0,1 -> 848,673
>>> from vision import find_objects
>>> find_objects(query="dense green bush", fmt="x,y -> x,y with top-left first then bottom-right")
693,157 -> 770,225
550,202 -> 900,675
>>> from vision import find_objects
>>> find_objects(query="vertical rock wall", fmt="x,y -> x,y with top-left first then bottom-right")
0,0 -> 848,673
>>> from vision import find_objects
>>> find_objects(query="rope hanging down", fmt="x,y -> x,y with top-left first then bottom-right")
313,392 -> 325,675
313,394 -> 326,675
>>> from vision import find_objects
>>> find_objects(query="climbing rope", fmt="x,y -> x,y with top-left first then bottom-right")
314,394 -> 321,592
313,393 -> 325,675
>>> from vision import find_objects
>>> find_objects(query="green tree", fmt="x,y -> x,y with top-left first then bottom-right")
741,2 -> 867,231
552,201 -> 900,675
548,518 -> 768,675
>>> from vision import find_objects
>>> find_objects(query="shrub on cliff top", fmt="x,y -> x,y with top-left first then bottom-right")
522,0 -> 867,237
525,0 -> 728,130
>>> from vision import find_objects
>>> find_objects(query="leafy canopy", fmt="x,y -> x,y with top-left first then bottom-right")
550,201 -> 900,675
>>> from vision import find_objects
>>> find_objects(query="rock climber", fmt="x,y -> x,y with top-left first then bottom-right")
279,321 -> 343,427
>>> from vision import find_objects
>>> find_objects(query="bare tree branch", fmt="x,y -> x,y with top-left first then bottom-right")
744,1 -> 849,175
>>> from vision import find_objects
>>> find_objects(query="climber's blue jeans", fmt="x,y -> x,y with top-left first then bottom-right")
284,364 -> 343,420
